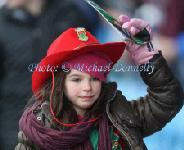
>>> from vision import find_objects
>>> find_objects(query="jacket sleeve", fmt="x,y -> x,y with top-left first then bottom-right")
130,52 -> 184,137
14,131 -> 37,150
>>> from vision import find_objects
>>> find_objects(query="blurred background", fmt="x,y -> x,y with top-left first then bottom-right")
0,0 -> 183,149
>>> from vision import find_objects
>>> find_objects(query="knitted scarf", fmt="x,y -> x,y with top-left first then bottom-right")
19,102 -> 112,150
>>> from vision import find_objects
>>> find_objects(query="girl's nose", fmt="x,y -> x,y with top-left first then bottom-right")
82,80 -> 92,91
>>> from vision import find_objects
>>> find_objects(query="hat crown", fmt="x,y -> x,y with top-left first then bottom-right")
47,28 -> 99,56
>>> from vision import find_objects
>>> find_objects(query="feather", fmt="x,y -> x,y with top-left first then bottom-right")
84,0 -> 151,45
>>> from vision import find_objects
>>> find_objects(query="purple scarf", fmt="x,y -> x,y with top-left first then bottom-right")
19,102 -> 112,150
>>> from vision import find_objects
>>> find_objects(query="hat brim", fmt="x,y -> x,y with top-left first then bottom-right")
32,41 -> 126,93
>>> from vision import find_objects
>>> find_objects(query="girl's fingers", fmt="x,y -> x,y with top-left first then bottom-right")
130,45 -> 157,64
118,15 -> 130,24
121,18 -> 151,38
130,18 -> 149,30
129,19 -> 152,39
130,27 -> 141,36
122,21 -> 132,30
122,18 -> 147,30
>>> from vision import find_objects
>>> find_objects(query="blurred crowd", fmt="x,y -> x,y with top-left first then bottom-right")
0,0 -> 183,150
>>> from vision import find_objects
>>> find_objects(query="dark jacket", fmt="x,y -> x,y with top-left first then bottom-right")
15,53 -> 184,150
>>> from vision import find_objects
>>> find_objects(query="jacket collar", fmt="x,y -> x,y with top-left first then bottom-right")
103,82 -> 118,102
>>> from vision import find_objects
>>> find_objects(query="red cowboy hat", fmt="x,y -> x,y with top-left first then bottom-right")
32,27 -> 126,94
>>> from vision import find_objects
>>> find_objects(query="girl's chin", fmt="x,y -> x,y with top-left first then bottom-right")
79,102 -> 95,109
80,104 -> 94,109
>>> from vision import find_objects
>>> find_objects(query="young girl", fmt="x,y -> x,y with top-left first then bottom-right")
15,15 -> 183,150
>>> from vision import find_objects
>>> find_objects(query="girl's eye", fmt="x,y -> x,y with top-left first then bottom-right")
91,77 -> 100,81
71,78 -> 81,82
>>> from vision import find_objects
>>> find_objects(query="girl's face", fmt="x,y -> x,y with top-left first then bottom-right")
64,69 -> 102,116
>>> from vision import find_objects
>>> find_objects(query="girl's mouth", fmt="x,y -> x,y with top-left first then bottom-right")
79,96 -> 94,100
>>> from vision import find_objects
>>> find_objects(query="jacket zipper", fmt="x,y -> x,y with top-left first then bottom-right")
107,105 -> 133,150
106,91 -> 133,150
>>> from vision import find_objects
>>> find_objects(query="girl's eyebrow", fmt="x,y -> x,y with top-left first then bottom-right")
67,74 -> 82,78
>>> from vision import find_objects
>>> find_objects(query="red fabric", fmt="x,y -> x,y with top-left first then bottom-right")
113,127 -> 126,149
32,28 -> 126,94
77,115 -> 84,120
46,28 -> 98,56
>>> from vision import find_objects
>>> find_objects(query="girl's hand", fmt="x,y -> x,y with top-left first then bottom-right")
118,15 -> 159,65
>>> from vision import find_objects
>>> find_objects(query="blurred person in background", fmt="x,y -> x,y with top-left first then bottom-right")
159,0 -> 184,87
0,42 -> 5,150
0,42 -> 5,88
0,0 -> 99,149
